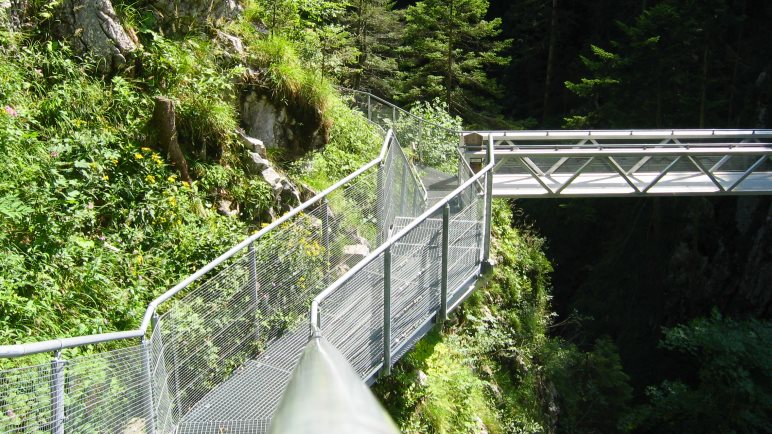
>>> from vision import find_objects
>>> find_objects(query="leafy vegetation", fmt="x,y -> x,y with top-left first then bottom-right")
627,313 -> 772,434
0,40 -> 248,348
374,200 -> 555,433
0,1 -> 380,353
1,2 -> 770,433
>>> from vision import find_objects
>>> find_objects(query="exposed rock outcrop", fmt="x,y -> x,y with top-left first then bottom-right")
0,0 -> 30,32
241,91 -> 326,157
241,130 -> 301,219
53,0 -> 137,75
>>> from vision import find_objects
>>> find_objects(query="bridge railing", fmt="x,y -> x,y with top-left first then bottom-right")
0,119 -> 421,433
310,132 -> 494,380
467,130 -> 772,196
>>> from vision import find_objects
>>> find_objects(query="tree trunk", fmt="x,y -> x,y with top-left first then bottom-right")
352,0 -> 366,89
543,0 -> 559,125
699,38 -> 709,128
151,97 -> 191,183
446,0 -> 455,111
727,0 -> 747,126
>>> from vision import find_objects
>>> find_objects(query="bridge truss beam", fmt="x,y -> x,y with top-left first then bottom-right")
463,130 -> 772,197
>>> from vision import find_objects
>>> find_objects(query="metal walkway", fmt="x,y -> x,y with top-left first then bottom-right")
463,130 -> 772,197
1,90 -> 770,434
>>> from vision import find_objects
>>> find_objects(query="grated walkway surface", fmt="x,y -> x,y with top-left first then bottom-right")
177,327 -> 307,433
176,213 -> 483,433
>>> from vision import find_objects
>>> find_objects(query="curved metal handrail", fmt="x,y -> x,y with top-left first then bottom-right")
0,130 -> 395,359
310,131 -> 495,331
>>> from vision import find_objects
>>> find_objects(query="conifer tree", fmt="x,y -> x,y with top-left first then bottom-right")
398,0 -> 510,122
340,0 -> 402,97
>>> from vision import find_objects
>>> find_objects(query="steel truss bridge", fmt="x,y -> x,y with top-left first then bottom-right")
1,91 -> 770,433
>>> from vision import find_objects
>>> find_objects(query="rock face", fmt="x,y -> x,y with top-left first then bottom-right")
149,0 -> 241,33
240,130 -> 301,219
241,91 -> 326,156
53,0 -> 137,75
242,93 -> 288,149
0,0 -> 30,31
665,196 -> 772,318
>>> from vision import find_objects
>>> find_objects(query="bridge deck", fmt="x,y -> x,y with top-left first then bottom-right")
492,172 -> 772,197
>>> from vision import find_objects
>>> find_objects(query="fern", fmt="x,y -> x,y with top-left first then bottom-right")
0,194 -> 33,224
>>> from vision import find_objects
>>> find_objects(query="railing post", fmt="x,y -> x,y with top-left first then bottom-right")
322,199 -> 331,284
376,162 -> 385,245
417,119 -> 424,154
483,170 -> 493,263
141,337 -> 156,434
440,204 -> 450,324
248,242 -> 259,343
152,312 -> 180,425
399,162 -> 409,216
367,94 -> 372,121
50,351 -> 65,434
410,182 -> 418,215
382,247 -> 392,377
482,135 -> 494,265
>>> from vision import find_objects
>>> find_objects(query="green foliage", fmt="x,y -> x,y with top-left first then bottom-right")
374,200 -> 555,433
626,313 -> 772,434
398,0 -> 510,122
144,34 -> 241,156
543,337 -> 633,433
563,0 -> 741,128
0,38 -> 249,348
393,97 -> 463,173
338,0 -> 402,96
291,98 -> 380,191
375,330 -> 503,434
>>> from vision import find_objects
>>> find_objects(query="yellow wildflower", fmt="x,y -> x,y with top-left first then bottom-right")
145,175 -> 156,184
141,147 -> 152,152
167,175 -> 177,183
134,153 -> 143,160
102,175 -> 109,181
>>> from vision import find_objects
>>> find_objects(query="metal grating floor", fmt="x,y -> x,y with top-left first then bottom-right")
175,215 -> 483,433
177,327 -> 307,433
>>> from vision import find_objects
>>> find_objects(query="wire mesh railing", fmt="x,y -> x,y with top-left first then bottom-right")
0,87 -> 489,433
0,104 -> 442,433
311,132 -> 494,379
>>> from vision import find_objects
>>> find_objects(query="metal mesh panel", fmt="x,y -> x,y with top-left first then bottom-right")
0,90 -> 485,434
379,134 -> 427,239
0,345 -> 153,434
447,190 -> 485,299
0,362 -> 55,433
63,346 -> 152,433
389,213 -> 443,352
160,171 -> 388,431
319,256 -> 385,378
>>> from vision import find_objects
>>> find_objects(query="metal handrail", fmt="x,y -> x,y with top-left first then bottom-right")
0,130 -> 395,359
471,146 -> 772,157
309,133 -> 494,331
477,129 -> 772,140
338,87 -> 458,136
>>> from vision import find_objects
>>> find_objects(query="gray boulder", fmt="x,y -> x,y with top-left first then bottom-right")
53,0 -> 137,75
